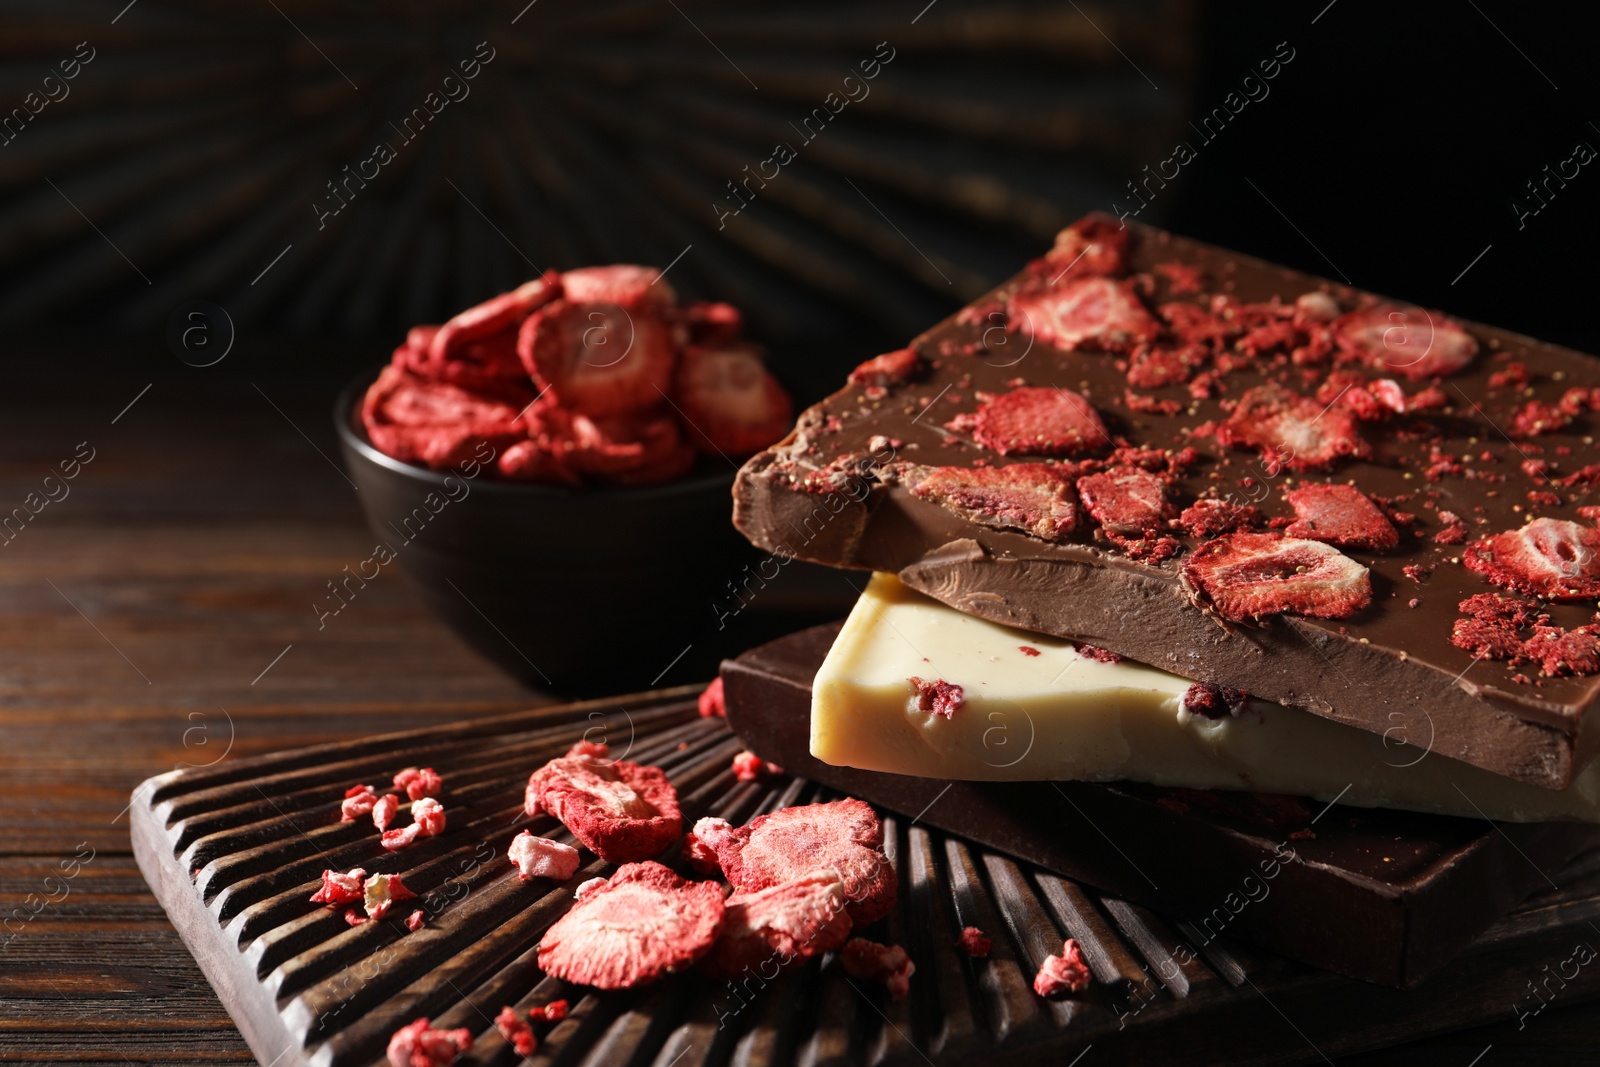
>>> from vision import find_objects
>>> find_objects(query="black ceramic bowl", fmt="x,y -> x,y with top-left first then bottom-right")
334,371 -> 764,694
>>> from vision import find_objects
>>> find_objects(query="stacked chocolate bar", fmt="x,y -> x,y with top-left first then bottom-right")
722,215 -> 1600,985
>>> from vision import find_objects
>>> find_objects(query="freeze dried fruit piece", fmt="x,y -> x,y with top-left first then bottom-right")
840,938 -> 915,1001
364,873 -> 417,920
1031,214 -> 1129,277
1180,682 -> 1247,720
1216,382 -> 1369,473
1509,400 -> 1573,439
309,867 -> 366,906
673,343 -> 794,457
361,365 -> 531,470
1283,484 -> 1400,552
560,264 -> 676,310
517,298 -> 677,418
1463,518 -> 1600,600
525,755 -> 683,863
1332,306 -> 1479,381
372,793 -> 401,832
908,677 -> 965,719
1181,532 -> 1372,621
701,874 -> 851,979
1033,939 -> 1092,997
341,785 -> 378,822
528,999 -> 568,1022
848,348 -> 924,388
680,300 -> 743,347
496,437 -> 582,488
566,739 -> 610,759
429,276 -> 561,364
1178,499 -> 1262,538
386,1017 -> 473,1067
508,830 -> 582,881
699,676 -> 726,719
957,926 -> 992,957
1521,624 -> 1600,677
344,908 -> 367,927
1126,343 -> 1207,389
959,387 -> 1111,457
569,409 -> 697,486
494,1006 -> 537,1057
688,799 -> 895,926
898,462 -> 1079,543
381,797 -> 447,851
1008,275 -> 1159,352
732,751 -> 766,781
393,767 -> 442,802
536,861 -> 725,990
405,910 -> 426,932
1077,465 -> 1171,537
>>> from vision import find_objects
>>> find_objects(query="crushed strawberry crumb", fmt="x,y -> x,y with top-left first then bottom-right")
495,1005 -> 537,1056
907,677 -> 966,718
387,1017 -> 473,1067
309,867 -> 366,907
698,676 -> 727,718
393,767 -> 443,801
1019,645 -> 1041,657
341,785 -> 379,822
1033,938 -> 1092,998
957,926 -> 993,957
529,999 -> 568,1023
508,830 -> 582,881
405,909 -> 426,932
841,938 -> 915,1000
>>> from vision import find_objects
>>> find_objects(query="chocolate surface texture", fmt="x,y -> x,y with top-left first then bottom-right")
733,217 -> 1600,788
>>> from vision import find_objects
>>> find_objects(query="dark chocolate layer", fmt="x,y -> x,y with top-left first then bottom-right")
733,219 -> 1600,787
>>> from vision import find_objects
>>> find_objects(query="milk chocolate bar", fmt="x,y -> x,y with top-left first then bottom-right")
733,216 -> 1600,788
721,624 -> 1600,986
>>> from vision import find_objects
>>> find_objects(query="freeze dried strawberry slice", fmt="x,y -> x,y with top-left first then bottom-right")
559,264 -> 676,310
698,676 -> 726,718
687,799 -> 895,926
1463,518 -> 1600,600
961,386 -> 1111,457
1032,215 -> 1129,277
517,298 -> 677,418
536,861 -> 724,990
364,873 -> 417,920
1008,275 -> 1159,352
1332,306 -> 1479,381
569,409 -> 697,486
1283,484 -> 1399,552
525,755 -> 683,863
309,867 -> 366,906
679,300 -> 743,347
957,926 -> 992,957
848,348 -> 924,388
701,874 -> 851,980
1033,939 -> 1092,997
907,677 -> 965,718
673,343 -> 793,456
1077,465 -> 1171,536
361,365 -> 532,470
841,938 -> 915,1001
429,276 -> 561,364
386,1018 -> 473,1067
1217,382 -> 1369,472
508,830 -> 581,881
393,767 -> 442,802
898,462 -> 1079,543
1181,532 -> 1372,621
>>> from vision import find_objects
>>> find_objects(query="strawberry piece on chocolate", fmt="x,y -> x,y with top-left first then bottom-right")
1463,518 -> 1600,600
1077,465 -> 1171,536
961,386 -> 1110,457
1033,215 -> 1129,277
517,297 -> 677,418
1008,275 -> 1158,352
907,677 -> 965,718
848,348 -> 924,388
1217,382 -> 1369,473
1126,343 -> 1207,389
536,861 -> 725,990
1177,499 -> 1262,538
1033,939 -> 1092,998
898,462 -> 1079,543
525,754 -> 683,863
701,874 -> 852,980
1522,624 -> 1600,677
1509,400 -> 1573,439
309,867 -> 366,906
386,1018 -> 473,1067
687,799 -> 895,927
840,938 -> 915,1001
1333,306 -> 1479,381
1181,532 -> 1372,621
508,830 -> 582,882
673,343 -> 794,457
957,926 -> 993,958
1283,484 -> 1400,552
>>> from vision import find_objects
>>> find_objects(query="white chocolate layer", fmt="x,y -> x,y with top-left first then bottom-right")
812,574 -> 1600,823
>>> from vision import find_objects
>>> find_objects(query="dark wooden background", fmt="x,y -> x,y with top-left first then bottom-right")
1,344 -> 1597,1064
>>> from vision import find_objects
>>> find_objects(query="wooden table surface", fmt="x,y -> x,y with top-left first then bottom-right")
1,341 -> 1596,1065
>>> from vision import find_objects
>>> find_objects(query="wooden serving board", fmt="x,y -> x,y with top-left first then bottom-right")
131,685 -> 1600,1067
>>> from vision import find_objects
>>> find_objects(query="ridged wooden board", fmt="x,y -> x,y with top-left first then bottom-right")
131,684 -> 1600,1067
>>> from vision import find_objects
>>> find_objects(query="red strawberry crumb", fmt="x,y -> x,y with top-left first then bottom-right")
1125,390 -> 1183,415
957,387 -> 1111,457
1155,262 -> 1204,294
1033,939 -> 1092,997
1403,563 -> 1433,583
406,909 -> 426,932
957,926 -> 993,957
1451,593 -> 1600,677
381,797 -> 447,852
1489,362 -> 1530,389
1434,523 -> 1469,545
373,793 -> 401,832
1077,465 -> 1171,536
849,348 -> 924,388
386,1018 -> 473,1067
529,999 -> 569,1023
1181,532 -> 1371,621
1120,535 -> 1183,562
1217,383 -> 1369,473
1178,499 -> 1262,538
1180,682 -> 1247,720
1019,646 -> 1041,657
699,676 -> 727,718
495,1006 -> 537,1057
1563,466 -> 1600,487
841,938 -> 915,1000
1079,645 -> 1123,663
899,462 -> 1079,543
1509,400 -> 1573,438
1008,275 -> 1159,352
731,751 -> 767,782
1522,625 -> 1600,676
1529,490 -> 1562,508
1560,386 -> 1600,415
341,785 -> 379,822
908,677 -> 966,718
1579,506 -> 1600,523
1284,484 -> 1400,552
1127,343 -> 1207,388
508,830 -> 581,881
310,867 -> 366,906
1032,216 -> 1130,277
344,908 -> 367,927
393,767 -> 443,801
1463,518 -> 1600,600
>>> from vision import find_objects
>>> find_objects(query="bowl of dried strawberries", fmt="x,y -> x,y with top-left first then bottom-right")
335,265 -> 795,693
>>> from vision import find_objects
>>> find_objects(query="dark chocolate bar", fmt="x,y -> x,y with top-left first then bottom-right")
733,217 -> 1600,788
721,624 -> 1600,986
